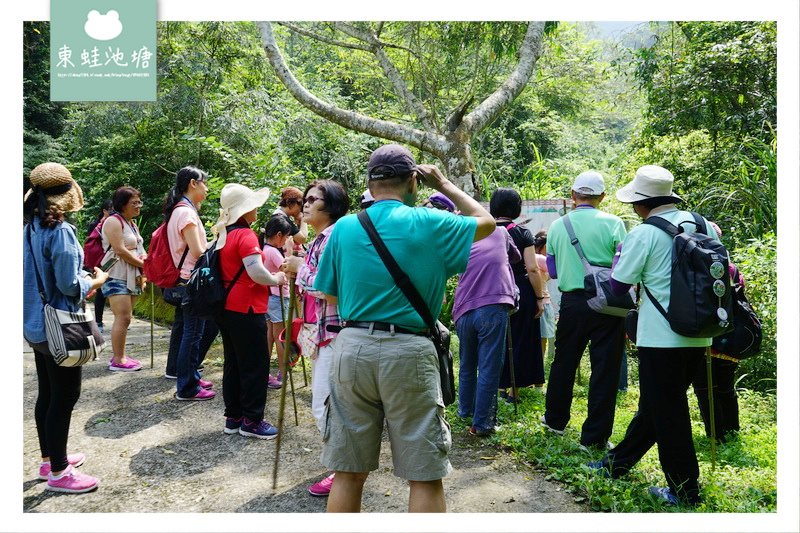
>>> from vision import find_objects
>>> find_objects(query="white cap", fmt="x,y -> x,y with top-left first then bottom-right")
572,171 -> 605,195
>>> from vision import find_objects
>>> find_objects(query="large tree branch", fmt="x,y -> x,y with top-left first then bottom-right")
258,22 -> 446,157
276,22 -> 369,52
459,21 -> 546,137
332,22 -> 439,133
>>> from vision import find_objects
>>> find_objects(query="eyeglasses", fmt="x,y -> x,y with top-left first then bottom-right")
129,200 -> 143,207
303,195 -> 322,205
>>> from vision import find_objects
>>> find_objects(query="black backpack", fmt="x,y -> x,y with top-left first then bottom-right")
711,266 -> 762,359
642,212 -> 735,339
183,226 -> 246,321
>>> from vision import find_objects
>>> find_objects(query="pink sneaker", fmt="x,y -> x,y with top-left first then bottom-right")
45,465 -> 99,494
198,379 -> 214,389
267,374 -> 282,389
38,453 -> 86,481
176,388 -> 216,401
109,358 -> 142,372
308,473 -> 335,496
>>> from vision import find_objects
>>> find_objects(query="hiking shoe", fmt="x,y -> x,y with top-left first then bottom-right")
38,453 -> 86,481
198,378 -> 214,389
540,415 -> 565,435
649,486 -> 681,505
239,419 -> 279,440
308,473 -> 335,496
469,426 -> 499,437
45,465 -> 99,494
164,372 -> 177,380
579,441 -> 614,453
267,374 -> 282,389
586,460 -> 612,478
109,358 -> 142,372
224,416 -> 243,435
176,388 -> 216,401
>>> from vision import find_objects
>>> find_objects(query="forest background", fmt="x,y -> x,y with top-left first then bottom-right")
14,9 -> 796,520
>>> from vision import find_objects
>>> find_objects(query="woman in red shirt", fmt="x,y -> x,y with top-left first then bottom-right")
211,184 -> 287,439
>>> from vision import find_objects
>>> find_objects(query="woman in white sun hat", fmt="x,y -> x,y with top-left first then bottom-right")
212,183 -> 287,440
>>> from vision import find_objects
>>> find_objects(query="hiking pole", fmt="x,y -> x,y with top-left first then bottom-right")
272,283 -> 292,490
286,279 -> 299,426
149,282 -> 154,369
506,318 -> 518,417
705,346 -> 717,471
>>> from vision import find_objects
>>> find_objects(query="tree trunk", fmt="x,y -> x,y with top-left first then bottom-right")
441,134 -> 478,199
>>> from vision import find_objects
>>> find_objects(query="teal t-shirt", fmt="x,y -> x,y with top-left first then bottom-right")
612,206 -> 718,348
315,200 -> 477,331
547,207 -> 627,292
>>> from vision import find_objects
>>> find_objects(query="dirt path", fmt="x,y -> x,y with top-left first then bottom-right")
22,313 -> 589,515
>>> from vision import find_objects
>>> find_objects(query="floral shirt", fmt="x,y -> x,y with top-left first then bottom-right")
296,224 -> 340,346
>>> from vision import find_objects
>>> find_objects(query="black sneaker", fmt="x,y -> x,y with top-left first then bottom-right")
224,416 -> 242,435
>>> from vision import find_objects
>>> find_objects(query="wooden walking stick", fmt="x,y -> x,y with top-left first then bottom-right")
272,277 -> 297,489
506,319 -> 518,417
705,346 -> 717,471
149,282 -> 154,369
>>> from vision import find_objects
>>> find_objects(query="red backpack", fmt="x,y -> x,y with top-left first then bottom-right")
82,214 -> 123,269
142,203 -> 190,289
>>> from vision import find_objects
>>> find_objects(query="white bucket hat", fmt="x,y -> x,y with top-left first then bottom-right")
211,183 -> 270,249
616,165 -> 683,204
572,171 -> 606,195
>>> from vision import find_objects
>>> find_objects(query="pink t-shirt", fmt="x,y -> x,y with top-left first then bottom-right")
262,244 -> 289,297
167,203 -> 204,280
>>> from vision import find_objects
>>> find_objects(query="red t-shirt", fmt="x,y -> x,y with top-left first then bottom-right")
219,228 -> 269,313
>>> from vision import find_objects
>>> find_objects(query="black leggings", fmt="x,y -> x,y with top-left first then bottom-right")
33,346 -> 82,473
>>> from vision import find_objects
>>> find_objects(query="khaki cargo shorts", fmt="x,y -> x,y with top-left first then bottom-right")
320,327 -> 452,481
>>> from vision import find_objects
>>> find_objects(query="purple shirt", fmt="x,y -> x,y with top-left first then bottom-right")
452,226 -> 521,323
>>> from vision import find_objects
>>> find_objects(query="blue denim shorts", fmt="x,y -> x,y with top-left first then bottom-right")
101,277 -> 142,297
539,301 -> 556,338
267,295 -> 290,323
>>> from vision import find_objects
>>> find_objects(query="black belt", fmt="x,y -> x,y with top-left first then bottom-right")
340,321 -> 428,336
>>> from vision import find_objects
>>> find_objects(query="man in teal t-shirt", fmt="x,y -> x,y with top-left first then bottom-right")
314,144 -> 494,513
541,171 -> 627,451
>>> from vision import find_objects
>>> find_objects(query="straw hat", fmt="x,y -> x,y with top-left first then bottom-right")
24,162 -> 84,214
616,165 -> 683,204
211,183 -> 270,249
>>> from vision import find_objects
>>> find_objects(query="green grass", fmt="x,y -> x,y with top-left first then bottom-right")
446,338 -> 778,513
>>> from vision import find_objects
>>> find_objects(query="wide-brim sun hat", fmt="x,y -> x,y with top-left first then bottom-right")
212,183 -> 270,249
24,162 -> 85,213
616,165 -> 683,204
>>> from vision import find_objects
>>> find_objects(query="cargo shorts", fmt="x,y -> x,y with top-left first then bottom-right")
320,326 -> 453,481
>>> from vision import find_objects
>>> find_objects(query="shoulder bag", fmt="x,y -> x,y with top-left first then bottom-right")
26,225 -> 105,366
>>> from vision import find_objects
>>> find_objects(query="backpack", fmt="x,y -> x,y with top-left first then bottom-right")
183,226 -> 247,321
642,212 -> 735,338
711,267 -> 762,359
142,203 -> 191,289
561,214 -> 637,317
82,222 -> 108,269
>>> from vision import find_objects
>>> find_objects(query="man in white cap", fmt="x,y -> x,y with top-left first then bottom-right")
587,165 -> 715,507
541,170 -> 627,451
314,143 -> 495,512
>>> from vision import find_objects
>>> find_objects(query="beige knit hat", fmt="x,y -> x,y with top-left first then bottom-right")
24,162 -> 85,213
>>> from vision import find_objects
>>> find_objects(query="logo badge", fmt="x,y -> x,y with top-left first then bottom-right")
50,0 -> 156,102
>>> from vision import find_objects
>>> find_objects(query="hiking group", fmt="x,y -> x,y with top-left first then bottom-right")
23,144 -> 756,510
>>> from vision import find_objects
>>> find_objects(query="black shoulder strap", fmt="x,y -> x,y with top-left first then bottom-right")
644,212 -> 706,236
25,225 -> 48,304
357,210 -> 435,330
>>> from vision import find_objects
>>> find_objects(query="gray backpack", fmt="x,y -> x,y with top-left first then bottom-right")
562,214 -> 636,317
